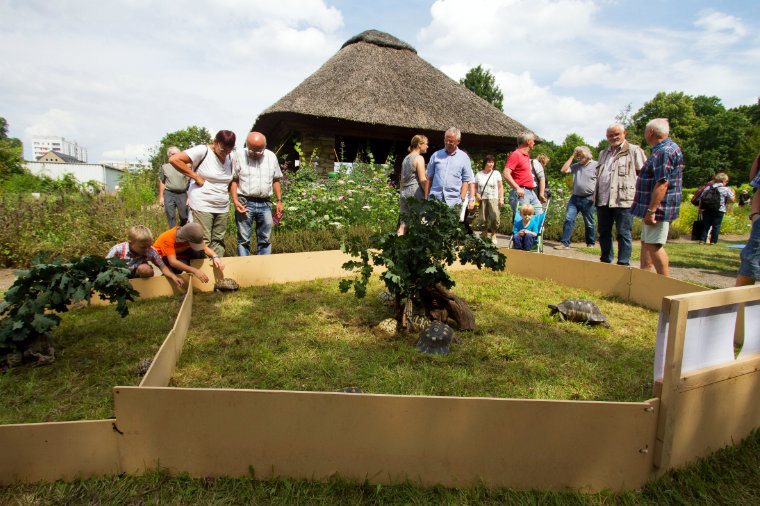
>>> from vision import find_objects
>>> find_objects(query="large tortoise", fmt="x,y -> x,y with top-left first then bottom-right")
548,299 -> 610,328
214,278 -> 240,292
415,321 -> 456,355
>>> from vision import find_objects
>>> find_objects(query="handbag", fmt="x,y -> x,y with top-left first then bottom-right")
691,213 -> 703,241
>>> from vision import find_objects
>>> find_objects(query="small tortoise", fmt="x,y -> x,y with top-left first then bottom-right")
214,278 -> 240,292
136,357 -> 153,376
374,317 -> 398,335
335,386 -> 364,393
416,321 -> 455,355
406,314 -> 433,332
377,290 -> 394,307
548,299 -> 610,328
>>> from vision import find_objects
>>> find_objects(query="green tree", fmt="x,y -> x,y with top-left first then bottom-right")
460,65 -> 504,111
547,134 -> 593,180
148,125 -> 212,174
0,117 -> 24,179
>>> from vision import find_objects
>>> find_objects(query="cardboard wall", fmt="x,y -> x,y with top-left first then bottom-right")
114,387 -> 659,492
0,420 -> 119,485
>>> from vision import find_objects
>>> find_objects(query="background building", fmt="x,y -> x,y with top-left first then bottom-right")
98,160 -> 151,172
31,135 -> 88,162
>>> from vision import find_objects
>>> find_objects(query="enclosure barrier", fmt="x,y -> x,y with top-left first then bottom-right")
1,249 -> 758,492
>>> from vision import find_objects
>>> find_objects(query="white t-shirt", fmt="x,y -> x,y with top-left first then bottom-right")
475,170 -> 502,200
185,145 -> 233,214
233,149 -> 283,198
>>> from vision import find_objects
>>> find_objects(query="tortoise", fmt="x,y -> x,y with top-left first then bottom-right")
415,321 -> 455,355
335,386 -> 364,393
214,278 -> 240,292
406,314 -> 433,332
136,357 -> 153,376
374,317 -> 398,335
548,299 -> 610,328
377,290 -> 394,307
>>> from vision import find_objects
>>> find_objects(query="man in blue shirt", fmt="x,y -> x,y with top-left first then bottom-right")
631,118 -> 683,276
426,127 -> 476,213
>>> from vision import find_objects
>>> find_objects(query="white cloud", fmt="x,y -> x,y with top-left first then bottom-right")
25,109 -> 82,139
100,144 -> 152,162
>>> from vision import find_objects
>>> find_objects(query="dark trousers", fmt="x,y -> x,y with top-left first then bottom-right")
700,210 -> 725,244
597,206 -> 634,266
164,190 -> 188,228
513,233 -> 535,251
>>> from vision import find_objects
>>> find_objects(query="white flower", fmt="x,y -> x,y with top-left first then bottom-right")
362,205 -> 371,209
329,222 -> 343,228
288,206 -> 298,211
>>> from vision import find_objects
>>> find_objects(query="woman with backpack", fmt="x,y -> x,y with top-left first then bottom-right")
697,172 -> 735,245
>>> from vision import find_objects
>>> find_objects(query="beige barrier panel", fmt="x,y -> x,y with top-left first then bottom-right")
114,387 -> 658,492
654,285 -> 760,470
505,250 -> 632,300
89,273 -> 190,306
0,420 -> 119,485
139,284 -> 194,388
629,269 -> 707,311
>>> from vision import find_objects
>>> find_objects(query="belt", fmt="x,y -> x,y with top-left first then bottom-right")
240,195 -> 270,203
518,186 -> 535,190
165,188 -> 186,194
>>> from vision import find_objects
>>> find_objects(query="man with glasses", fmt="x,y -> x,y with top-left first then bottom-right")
230,131 -> 283,256
426,127 -> 476,216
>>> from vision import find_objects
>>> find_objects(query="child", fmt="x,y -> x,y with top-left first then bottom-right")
153,222 -> 225,284
512,203 -> 541,251
106,225 -> 184,288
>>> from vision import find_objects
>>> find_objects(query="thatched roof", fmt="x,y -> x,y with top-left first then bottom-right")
254,30 -> 534,147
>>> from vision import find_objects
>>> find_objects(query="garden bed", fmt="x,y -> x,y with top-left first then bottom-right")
171,269 -> 659,402
0,296 -> 181,425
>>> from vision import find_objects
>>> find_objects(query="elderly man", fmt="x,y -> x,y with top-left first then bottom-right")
426,127 -> 476,214
631,118 -> 683,276
230,132 -> 283,256
594,124 -> 646,265
158,146 -> 189,227
503,132 -> 542,218
555,146 -> 598,250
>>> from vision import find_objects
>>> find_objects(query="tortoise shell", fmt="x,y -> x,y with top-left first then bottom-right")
548,299 -> 610,328
375,318 -> 398,335
335,386 -> 364,393
416,321 -> 455,355
377,290 -> 394,307
214,278 -> 240,292
407,314 -> 432,332
136,357 -> 153,376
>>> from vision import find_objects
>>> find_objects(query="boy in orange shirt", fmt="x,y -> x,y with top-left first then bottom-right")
153,223 -> 225,283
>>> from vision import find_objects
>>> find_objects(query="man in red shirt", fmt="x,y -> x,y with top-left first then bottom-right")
503,132 -> 542,219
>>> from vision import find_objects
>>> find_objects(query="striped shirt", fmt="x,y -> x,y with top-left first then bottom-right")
631,137 -> 683,222
106,242 -> 165,271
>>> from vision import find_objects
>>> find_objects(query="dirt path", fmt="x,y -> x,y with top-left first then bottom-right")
492,234 -> 746,289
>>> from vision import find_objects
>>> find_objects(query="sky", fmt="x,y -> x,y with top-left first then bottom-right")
1,0 -> 759,162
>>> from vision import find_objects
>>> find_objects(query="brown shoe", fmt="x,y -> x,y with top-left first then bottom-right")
554,245 -> 570,250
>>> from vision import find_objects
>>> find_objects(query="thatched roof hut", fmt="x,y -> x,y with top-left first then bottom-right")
253,30 -> 536,172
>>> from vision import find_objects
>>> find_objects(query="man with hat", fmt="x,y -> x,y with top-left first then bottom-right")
153,223 -> 225,283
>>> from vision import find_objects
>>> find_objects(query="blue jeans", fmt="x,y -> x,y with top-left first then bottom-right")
513,233 -> 535,251
597,206 -> 633,265
560,194 -> 595,246
235,197 -> 273,256
739,217 -> 760,280
699,210 -> 724,244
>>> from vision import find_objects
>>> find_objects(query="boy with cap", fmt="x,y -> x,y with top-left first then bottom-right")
106,225 -> 184,288
153,223 -> 225,283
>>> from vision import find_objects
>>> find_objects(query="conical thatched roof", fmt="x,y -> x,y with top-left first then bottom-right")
254,30 -> 534,148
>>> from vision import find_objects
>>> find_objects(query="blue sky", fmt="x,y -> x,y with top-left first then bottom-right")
1,0 -> 758,162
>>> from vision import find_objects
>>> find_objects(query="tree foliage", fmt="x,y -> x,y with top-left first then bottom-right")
460,65 -> 504,111
0,117 -> 24,179
148,125 -> 212,175
339,197 -> 505,309
0,254 -> 139,353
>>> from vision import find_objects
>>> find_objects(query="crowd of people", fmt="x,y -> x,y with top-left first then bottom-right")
108,122 -> 760,287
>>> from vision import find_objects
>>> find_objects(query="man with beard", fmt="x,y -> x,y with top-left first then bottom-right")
594,124 -> 646,265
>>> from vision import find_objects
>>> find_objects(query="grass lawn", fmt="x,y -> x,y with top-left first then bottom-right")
578,239 -> 744,273
2,269 -> 659,425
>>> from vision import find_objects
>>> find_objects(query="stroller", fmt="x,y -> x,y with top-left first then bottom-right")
507,191 -> 551,253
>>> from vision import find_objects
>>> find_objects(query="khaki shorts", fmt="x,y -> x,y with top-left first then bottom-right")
641,221 -> 669,245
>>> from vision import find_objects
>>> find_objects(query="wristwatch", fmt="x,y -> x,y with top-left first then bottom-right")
646,209 -> 656,215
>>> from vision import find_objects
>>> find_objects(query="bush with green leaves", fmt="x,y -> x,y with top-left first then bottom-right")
0,254 -> 139,353
339,197 -> 505,328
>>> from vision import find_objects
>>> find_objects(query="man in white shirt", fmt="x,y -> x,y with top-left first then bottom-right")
230,132 -> 283,255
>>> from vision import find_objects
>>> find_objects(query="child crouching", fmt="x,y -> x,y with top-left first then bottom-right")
106,225 -> 184,288
512,203 -> 540,251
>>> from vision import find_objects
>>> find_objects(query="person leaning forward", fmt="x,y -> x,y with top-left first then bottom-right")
631,118 -> 683,276
594,124 -> 646,265
159,146 -> 190,228
153,222 -> 224,284
230,132 -> 283,256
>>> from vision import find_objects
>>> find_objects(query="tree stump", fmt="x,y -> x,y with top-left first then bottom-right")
421,283 -> 475,331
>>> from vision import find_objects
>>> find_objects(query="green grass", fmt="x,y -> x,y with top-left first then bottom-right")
2,428 -> 760,504
577,240 -> 744,274
0,296 -> 181,425
172,269 -> 657,402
